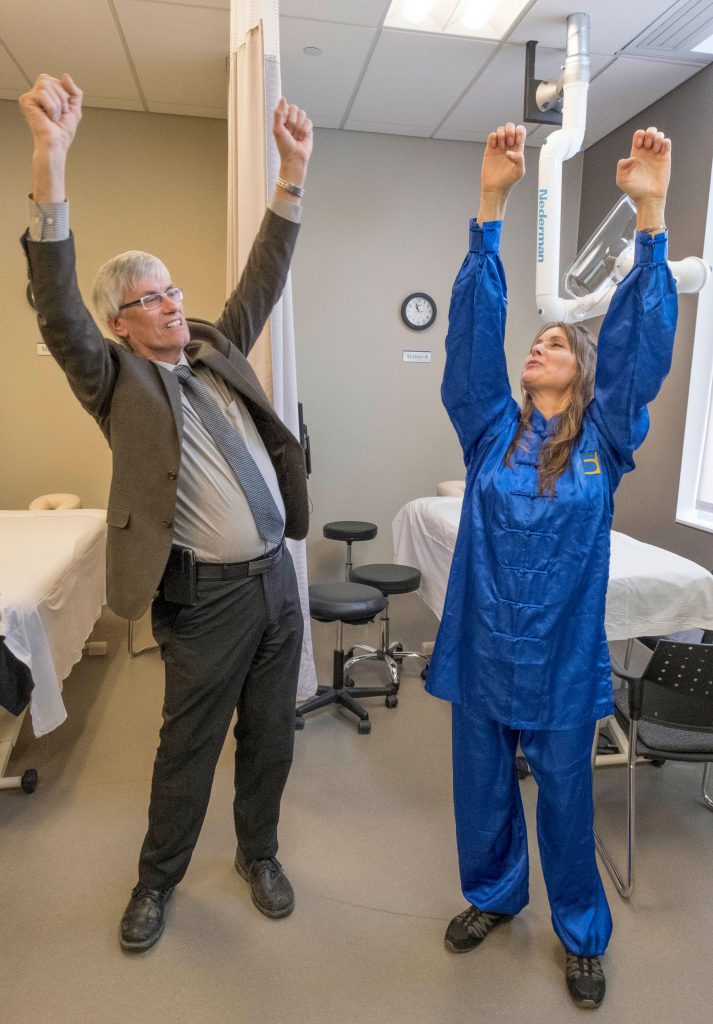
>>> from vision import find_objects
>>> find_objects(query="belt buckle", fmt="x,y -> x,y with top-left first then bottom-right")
248,541 -> 283,576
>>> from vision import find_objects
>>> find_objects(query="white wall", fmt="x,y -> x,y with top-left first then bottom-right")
292,126 -> 583,578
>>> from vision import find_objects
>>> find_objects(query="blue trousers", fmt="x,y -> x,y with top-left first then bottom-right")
451,705 -> 612,956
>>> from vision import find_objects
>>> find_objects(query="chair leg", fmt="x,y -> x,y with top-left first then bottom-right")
296,622 -> 380,732
594,717 -> 637,899
591,719 -> 601,772
343,597 -> 427,694
392,649 -> 429,669
346,652 -> 379,668
702,763 -> 713,811
343,652 -> 398,703
295,687 -> 341,716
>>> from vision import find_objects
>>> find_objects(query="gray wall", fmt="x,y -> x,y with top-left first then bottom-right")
578,64 -> 713,568
293,127 -> 582,578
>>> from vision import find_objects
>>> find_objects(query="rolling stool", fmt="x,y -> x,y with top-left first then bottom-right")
296,582 -> 394,734
348,564 -> 429,689
323,521 -> 377,580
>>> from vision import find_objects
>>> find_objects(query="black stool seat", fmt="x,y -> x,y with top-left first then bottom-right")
309,582 -> 386,623
323,520 -> 377,543
350,563 -> 421,595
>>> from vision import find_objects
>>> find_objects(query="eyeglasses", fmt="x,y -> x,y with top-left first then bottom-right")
118,287 -> 183,312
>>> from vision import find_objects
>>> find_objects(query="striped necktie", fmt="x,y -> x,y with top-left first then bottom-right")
174,364 -> 284,546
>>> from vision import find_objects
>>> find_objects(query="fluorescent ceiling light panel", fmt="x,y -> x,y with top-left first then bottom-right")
403,0 -> 435,23
692,31 -> 713,54
385,0 -> 529,41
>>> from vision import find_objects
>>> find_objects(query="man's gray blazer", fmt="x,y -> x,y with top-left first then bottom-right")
22,210 -> 308,621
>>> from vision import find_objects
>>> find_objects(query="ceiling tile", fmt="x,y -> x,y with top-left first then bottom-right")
115,0 -> 228,109
347,28 -> 495,130
435,124 -> 545,146
432,128 -> 492,143
508,0 -> 684,55
581,54 -> 702,147
345,120 -> 433,137
439,43 -> 611,137
280,1 -> 390,27
147,101 -> 227,118
280,18 -> 377,120
81,94 -> 145,112
309,114 -> 343,128
0,0 -> 141,103
0,41 -> 29,91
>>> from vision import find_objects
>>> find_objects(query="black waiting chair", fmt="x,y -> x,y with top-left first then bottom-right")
594,637 -> 713,898
295,582 -> 395,734
348,563 -> 430,690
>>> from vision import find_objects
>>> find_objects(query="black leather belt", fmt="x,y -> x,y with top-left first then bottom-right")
194,541 -> 285,581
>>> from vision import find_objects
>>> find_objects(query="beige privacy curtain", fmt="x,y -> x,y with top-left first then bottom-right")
228,4 -> 317,700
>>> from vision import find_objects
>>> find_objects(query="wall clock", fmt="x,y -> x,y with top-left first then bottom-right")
400,292 -> 436,331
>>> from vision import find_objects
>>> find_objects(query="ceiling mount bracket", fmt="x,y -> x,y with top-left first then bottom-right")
523,40 -> 564,125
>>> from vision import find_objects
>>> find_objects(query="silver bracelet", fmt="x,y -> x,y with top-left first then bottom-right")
275,176 -> 305,199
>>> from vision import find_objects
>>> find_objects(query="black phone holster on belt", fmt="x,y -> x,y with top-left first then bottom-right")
161,546 -> 198,606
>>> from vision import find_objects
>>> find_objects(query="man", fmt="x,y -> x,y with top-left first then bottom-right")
19,73 -> 312,952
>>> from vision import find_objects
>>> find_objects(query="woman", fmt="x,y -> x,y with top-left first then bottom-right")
426,122 -> 677,1009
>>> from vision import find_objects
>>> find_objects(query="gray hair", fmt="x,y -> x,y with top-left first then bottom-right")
92,250 -> 170,341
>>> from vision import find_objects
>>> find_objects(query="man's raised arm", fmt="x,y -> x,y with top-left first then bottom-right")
20,74 -> 116,425
215,98 -> 313,354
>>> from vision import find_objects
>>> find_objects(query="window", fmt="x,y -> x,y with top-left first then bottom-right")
677,151 -> 713,535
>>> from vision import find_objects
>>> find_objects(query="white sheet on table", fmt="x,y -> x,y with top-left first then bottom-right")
392,497 -> 713,641
0,510 -> 107,736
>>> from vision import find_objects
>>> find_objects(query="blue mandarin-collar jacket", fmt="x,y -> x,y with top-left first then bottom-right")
426,220 -> 678,729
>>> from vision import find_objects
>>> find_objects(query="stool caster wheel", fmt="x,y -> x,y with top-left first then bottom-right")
295,717 -> 305,731
358,720 -> 371,735
515,756 -> 530,780
345,675 -> 354,688
385,695 -> 398,709
420,666 -> 428,681
650,759 -> 666,767
21,768 -> 38,793
390,642 -> 404,664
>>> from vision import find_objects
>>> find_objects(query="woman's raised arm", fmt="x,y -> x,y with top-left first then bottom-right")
590,128 -> 678,468
442,124 -> 525,458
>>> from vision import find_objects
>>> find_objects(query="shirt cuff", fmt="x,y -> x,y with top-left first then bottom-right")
28,197 -> 70,242
469,219 -> 502,253
268,193 -> 302,225
634,228 -> 668,265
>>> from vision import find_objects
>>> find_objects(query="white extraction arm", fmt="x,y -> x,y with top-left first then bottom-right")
533,13 -> 710,323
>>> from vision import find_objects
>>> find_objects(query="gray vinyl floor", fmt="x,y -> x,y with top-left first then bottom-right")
2,595 -> 712,1024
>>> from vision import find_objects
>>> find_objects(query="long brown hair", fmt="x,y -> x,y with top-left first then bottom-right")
505,321 -> 598,494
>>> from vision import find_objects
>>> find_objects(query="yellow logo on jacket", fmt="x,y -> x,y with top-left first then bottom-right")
582,451 -> 601,476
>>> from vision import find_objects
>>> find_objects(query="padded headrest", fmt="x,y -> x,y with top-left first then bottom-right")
436,480 -> 465,497
29,493 -> 82,510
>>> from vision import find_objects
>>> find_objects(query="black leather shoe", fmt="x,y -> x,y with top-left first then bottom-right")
565,953 -> 606,1009
120,883 -> 174,952
235,849 -> 294,918
444,904 -> 513,953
